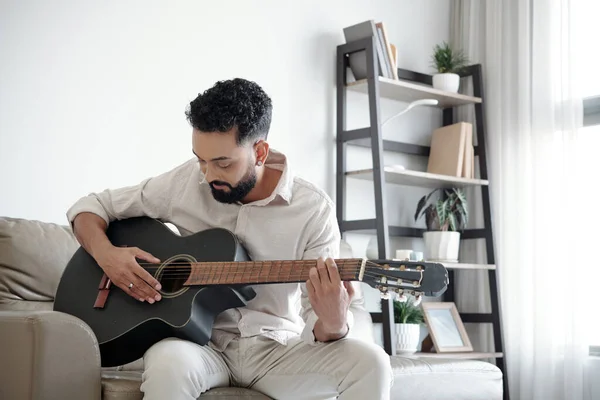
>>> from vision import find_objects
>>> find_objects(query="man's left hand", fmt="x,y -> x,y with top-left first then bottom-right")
307,257 -> 355,341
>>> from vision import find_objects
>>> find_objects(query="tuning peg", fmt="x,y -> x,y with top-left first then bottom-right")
392,289 -> 406,302
413,293 -> 423,307
378,286 -> 391,300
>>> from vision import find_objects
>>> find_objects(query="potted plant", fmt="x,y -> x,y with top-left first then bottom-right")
430,41 -> 469,93
394,296 -> 424,354
414,187 -> 468,262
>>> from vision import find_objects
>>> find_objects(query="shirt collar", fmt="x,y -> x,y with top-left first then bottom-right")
245,148 -> 293,207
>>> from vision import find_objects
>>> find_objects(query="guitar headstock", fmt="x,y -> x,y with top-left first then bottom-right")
357,259 -> 448,299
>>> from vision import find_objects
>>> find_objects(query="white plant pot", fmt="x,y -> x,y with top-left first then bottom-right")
395,323 -> 421,354
423,231 -> 461,262
433,73 -> 460,93
366,237 -> 379,259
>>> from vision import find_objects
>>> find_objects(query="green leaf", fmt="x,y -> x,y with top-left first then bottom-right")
458,204 -> 468,229
436,200 -> 447,229
431,41 -> 469,74
414,189 -> 438,222
414,195 -> 427,222
453,189 -> 468,229
415,187 -> 469,232
448,213 -> 457,231
454,188 -> 466,204
393,297 -> 424,324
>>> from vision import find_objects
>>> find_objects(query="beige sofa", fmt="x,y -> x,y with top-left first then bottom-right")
0,216 -> 503,400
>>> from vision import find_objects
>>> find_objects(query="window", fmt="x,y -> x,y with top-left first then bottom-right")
576,3 -> 600,349
580,113 -> 599,348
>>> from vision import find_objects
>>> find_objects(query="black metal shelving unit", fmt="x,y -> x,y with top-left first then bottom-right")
336,36 -> 509,400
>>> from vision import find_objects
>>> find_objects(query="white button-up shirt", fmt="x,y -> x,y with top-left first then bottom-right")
66,149 -> 359,351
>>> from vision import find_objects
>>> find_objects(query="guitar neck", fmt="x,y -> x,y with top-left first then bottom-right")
183,258 -> 365,286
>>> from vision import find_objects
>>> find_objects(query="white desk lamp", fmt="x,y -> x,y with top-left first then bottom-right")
376,98 -> 440,174
381,98 -> 439,127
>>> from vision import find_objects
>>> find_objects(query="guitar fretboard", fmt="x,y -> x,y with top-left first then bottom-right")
183,258 -> 363,286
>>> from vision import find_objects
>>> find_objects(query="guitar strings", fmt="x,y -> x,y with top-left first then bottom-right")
125,265 -> 377,278
121,261 -> 422,280
121,266 -> 377,279
133,260 -> 378,268
121,267 -> 420,284
129,266 -> 385,275
119,261 -> 391,276
121,271 -> 403,285
99,257 -> 425,284
132,259 -> 418,271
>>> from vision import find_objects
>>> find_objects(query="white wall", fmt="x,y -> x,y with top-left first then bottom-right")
0,0 -> 451,341
0,0 -> 450,222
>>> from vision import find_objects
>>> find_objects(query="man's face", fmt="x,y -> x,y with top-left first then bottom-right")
192,128 -> 257,204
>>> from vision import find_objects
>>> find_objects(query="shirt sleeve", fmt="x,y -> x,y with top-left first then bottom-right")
299,199 -> 357,345
65,159 -> 195,228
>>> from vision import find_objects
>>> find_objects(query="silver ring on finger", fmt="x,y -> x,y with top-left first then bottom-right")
128,283 -> 134,289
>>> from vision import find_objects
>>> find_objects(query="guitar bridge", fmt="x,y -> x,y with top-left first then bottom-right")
94,273 -> 112,309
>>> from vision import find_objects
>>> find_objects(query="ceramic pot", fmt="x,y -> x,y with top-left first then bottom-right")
396,323 -> 421,354
433,73 -> 460,93
423,231 -> 461,262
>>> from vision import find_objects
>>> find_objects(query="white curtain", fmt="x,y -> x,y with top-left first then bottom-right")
450,1 -> 596,400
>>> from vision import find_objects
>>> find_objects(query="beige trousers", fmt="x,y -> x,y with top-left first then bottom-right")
140,335 -> 394,400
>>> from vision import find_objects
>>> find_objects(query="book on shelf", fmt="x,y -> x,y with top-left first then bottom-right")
375,22 -> 398,80
390,43 -> 398,71
426,122 -> 475,179
462,124 -> 474,179
343,20 -> 397,80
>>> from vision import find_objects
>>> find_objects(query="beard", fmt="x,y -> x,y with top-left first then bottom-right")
209,165 -> 257,204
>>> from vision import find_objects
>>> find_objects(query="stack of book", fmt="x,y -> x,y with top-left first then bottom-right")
343,20 -> 397,80
426,122 -> 475,179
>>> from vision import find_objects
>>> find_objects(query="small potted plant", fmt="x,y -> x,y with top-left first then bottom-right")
414,187 -> 468,262
430,41 -> 469,93
394,296 -> 424,354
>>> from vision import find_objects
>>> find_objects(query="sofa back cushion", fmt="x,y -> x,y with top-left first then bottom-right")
0,217 -> 79,310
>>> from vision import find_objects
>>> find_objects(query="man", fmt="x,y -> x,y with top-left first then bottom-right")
67,78 -> 393,399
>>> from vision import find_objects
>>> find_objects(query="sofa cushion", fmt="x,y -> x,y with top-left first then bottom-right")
390,356 -> 503,400
101,371 -> 272,400
0,299 -> 55,312
0,217 -> 79,306
102,357 -> 502,400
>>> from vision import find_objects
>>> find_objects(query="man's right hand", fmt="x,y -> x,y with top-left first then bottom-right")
95,245 -> 163,303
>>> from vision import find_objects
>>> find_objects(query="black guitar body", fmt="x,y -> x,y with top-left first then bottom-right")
53,217 -> 256,367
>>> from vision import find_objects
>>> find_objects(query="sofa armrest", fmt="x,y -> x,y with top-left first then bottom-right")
0,310 -> 102,400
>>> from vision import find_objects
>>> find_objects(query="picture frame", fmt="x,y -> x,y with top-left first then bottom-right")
421,302 -> 473,353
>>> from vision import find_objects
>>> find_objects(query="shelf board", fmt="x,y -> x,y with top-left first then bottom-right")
341,221 -> 489,242
388,260 -> 495,270
346,77 -> 482,107
412,352 -> 503,360
441,262 -> 496,270
349,138 -> 431,157
340,220 -> 425,237
346,167 -> 489,189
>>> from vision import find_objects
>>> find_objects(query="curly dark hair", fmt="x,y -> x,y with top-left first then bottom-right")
185,78 -> 273,145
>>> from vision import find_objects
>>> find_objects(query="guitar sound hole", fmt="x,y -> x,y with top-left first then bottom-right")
156,259 -> 192,296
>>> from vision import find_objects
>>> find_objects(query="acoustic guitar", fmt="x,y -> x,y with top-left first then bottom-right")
53,217 -> 448,367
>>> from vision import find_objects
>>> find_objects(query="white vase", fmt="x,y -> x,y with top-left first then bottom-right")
395,323 -> 420,354
365,237 -> 381,259
432,73 -> 460,93
423,231 -> 461,262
